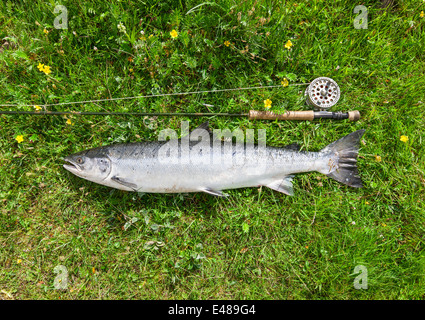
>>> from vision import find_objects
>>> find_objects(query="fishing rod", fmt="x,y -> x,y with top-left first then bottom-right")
0,77 -> 361,121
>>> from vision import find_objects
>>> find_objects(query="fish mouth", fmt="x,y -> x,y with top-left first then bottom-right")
63,158 -> 82,174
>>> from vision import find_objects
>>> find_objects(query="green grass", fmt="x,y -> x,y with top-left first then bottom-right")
1,0 -> 425,299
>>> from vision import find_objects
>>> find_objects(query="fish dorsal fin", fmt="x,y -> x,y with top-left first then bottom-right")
181,121 -> 213,143
265,175 -> 294,196
283,143 -> 301,151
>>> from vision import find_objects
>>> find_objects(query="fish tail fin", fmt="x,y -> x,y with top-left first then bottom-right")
320,130 -> 365,188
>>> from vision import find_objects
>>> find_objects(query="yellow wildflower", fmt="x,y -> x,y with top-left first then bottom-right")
375,155 -> 382,162
170,29 -> 178,39
224,40 -> 230,47
129,68 -> 133,73
264,99 -> 272,109
15,135 -> 24,143
17,259 -> 22,264
34,105 -> 42,111
420,11 -> 424,18
37,63 -> 52,75
281,78 -> 289,87
43,28 -> 49,34
42,65 -> 52,75
365,201 -> 370,205
66,118 -> 73,125
285,40 -> 293,50
400,135 -> 409,143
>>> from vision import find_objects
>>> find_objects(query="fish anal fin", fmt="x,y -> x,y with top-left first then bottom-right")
111,176 -> 139,191
265,175 -> 294,196
202,188 -> 229,197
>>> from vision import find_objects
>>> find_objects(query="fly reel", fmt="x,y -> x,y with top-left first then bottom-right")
304,77 -> 340,110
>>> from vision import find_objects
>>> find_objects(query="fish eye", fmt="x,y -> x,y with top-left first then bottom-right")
76,157 -> 84,164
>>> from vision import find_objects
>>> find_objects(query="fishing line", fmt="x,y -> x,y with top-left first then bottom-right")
0,82 -> 310,108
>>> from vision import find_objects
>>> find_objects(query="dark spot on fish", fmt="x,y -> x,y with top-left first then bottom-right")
97,158 -> 110,173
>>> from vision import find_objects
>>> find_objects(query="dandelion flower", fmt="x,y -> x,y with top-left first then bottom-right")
224,40 -> 230,47
375,155 -> 382,162
34,105 -> 42,111
285,40 -> 293,50
420,11 -> 424,18
15,135 -> 24,143
281,78 -> 289,87
400,135 -> 409,143
17,259 -> 22,264
264,99 -> 272,109
170,29 -> 178,39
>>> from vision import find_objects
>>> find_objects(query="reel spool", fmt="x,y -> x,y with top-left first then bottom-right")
305,77 -> 340,110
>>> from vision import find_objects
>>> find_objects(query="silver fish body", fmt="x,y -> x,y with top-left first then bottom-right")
64,123 -> 365,196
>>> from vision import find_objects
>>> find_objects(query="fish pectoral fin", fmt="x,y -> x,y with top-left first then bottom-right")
265,175 -> 294,196
202,188 -> 229,197
111,176 -> 139,191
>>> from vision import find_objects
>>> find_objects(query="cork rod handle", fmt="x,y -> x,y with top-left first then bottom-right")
248,110 -> 315,121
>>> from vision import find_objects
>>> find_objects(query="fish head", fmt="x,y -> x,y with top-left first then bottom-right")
63,148 -> 112,184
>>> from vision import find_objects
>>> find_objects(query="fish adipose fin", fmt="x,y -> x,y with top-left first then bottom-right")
265,175 -> 294,196
111,176 -> 139,191
202,188 -> 229,197
321,130 -> 365,188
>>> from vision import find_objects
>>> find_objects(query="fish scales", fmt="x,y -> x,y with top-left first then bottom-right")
64,122 -> 365,196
